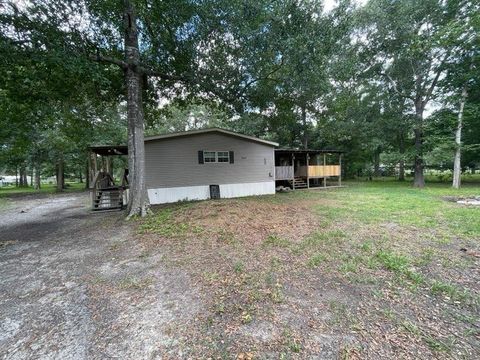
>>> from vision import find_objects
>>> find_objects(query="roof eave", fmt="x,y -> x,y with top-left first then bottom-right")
144,127 -> 279,147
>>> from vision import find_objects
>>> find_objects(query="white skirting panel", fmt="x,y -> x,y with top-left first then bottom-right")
148,181 -> 275,204
219,181 -> 275,199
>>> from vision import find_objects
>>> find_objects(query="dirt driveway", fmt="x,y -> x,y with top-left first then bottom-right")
0,193 -> 200,359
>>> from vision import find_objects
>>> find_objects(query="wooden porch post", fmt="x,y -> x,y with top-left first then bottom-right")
105,156 -> 112,176
89,151 -> 97,188
88,151 -> 92,188
89,151 -> 95,207
339,153 -> 342,187
323,153 -> 327,188
306,153 -> 310,189
292,153 -> 295,190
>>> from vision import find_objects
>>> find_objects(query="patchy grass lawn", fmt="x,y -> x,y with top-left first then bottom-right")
0,182 -> 85,198
138,181 -> 480,359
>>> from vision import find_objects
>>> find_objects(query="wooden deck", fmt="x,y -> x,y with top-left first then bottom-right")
276,165 -> 341,179
307,165 -> 340,177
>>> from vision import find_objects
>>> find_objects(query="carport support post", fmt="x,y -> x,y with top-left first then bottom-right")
306,153 -> 310,189
291,153 -> 295,190
89,152 -> 98,186
339,154 -> 342,187
105,156 -> 112,176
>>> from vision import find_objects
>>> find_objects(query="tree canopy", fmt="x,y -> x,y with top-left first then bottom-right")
1,0 -> 478,211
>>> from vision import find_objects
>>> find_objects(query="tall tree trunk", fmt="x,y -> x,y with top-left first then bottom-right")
15,166 -> 18,187
57,155 -> 64,192
301,105 -> 308,149
373,148 -> 381,177
452,87 -> 467,189
398,135 -> 405,181
398,132 -> 405,181
19,165 -> 26,187
398,159 -> 405,181
413,101 -> 425,188
34,165 -> 41,190
18,167 -> 23,187
124,0 -> 149,217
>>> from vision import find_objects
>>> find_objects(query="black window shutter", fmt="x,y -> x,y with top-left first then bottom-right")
229,151 -> 234,164
198,150 -> 204,164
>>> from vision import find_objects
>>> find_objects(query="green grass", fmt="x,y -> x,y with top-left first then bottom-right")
139,206 -> 192,236
313,180 -> 480,236
307,252 -> 327,268
137,179 -> 479,357
375,250 -> 410,272
263,234 -> 290,248
0,182 -> 85,198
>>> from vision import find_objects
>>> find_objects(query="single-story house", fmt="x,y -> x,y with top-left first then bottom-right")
144,128 -> 278,204
88,128 -> 342,210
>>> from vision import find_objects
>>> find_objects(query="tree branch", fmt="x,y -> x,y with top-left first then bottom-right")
423,52 -> 450,105
381,72 -> 415,101
90,53 -> 128,70
140,66 -> 190,82
236,57 -> 285,97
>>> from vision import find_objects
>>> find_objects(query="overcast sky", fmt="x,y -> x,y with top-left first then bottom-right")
324,0 -> 368,12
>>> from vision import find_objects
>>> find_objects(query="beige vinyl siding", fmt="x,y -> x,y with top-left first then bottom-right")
145,132 -> 275,189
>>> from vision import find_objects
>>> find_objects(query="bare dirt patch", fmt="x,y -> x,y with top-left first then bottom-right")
443,195 -> 480,205
138,198 -> 366,358
159,198 -> 318,243
0,193 -> 203,359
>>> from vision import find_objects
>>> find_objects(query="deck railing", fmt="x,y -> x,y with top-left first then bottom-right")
275,166 -> 294,180
296,166 -> 308,177
308,165 -> 340,177
276,165 -> 341,179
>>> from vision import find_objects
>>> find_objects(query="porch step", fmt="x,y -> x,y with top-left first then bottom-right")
288,177 -> 308,189
93,189 -> 124,211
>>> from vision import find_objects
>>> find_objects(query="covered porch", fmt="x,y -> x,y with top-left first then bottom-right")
88,145 -> 129,211
275,149 -> 343,189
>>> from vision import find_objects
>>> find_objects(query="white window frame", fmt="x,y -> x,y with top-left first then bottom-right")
203,151 -> 217,163
203,150 -> 230,164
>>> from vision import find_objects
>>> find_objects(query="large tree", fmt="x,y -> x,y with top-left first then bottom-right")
359,0 -> 468,187
441,1 -> 479,188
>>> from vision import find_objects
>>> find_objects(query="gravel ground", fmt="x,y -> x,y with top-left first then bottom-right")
0,193 -> 201,359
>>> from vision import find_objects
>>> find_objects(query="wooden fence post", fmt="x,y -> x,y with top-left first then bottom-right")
339,153 -> 342,187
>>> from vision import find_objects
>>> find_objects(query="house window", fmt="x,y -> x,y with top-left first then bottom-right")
217,151 -> 230,163
203,151 -> 230,163
204,151 -> 216,163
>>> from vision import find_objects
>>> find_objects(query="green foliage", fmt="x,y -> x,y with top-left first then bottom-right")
0,0 -> 478,187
